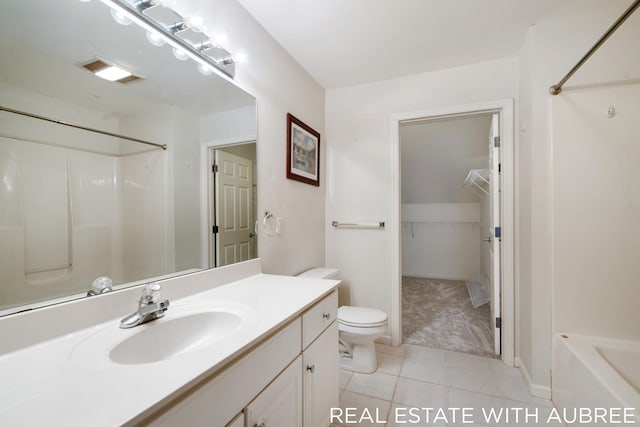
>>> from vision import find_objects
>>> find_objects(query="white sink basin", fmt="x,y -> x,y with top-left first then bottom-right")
71,303 -> 255,367
111,311 -> 242,365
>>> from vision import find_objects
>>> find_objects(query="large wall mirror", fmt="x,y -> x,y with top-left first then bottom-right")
0,0 -> 257,316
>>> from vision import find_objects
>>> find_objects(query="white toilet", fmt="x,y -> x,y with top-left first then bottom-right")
297,267 -> 388,373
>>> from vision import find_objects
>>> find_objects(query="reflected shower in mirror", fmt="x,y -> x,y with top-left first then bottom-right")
0,0 -> 257,316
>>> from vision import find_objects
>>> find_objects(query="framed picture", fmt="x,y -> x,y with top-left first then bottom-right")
286,113 -> 320,186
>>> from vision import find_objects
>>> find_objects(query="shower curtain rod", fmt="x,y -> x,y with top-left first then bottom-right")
549,0 -> 640,95
0,106 -> 167,150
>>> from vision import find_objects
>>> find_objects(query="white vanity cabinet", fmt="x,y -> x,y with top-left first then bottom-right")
144,290 -> 338,427
302,293 -> 339,427
303,321 -> 339,427
245,356 -> 303,427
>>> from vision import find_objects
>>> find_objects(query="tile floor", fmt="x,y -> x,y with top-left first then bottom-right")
331,343 -> 561,426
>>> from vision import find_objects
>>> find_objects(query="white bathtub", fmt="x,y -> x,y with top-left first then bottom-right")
553,334 -> 640,424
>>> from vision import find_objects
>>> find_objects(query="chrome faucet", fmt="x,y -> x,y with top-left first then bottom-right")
120,283 -> 170,329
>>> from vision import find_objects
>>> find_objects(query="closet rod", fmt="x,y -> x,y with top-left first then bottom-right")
0,106 -> 167,150
549,0 -> 640,95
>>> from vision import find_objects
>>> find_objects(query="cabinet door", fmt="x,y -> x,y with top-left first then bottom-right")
303,321 -> 338,427
245,356 -> 303,427
226,413 -> 244,427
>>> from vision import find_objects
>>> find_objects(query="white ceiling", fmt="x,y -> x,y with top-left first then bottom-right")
235,0 -> 555,88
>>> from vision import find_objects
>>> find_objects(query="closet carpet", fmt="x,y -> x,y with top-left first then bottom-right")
402,276 -> 497,358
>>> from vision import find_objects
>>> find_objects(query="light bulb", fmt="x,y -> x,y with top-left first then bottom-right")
172,47 -> 189,61
110,8 -> 132,25
212,34 -> 229,50
233,49 -> 248,64
145,31 -> 166,47
198,63 -> 214,75
185,16 -> 205,32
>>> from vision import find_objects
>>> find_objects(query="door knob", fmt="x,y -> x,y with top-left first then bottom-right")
249,232 -> 256,238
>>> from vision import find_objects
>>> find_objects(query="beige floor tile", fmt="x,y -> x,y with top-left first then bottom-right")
446,365 -> 500,397
448,388 -> 512,426
376,352 -> 404,376
345,371 -> 398,401
446,350 -> 492,370
339,369 -> 353,390
375,342 -> 407,356
488,358 -> 522,378
393,377 -> 448,408
495,374 -> 552,406
404,344 -> 446,363
386,403 -> 447,426
336,391 -> 391,427
400,356 -> 446,385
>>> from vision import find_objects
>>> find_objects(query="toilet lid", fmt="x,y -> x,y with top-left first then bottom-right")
338,306 -> 388,327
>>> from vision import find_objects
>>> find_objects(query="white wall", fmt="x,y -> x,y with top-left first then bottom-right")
325,57 -> 517,319
402,203 -> 481,280
516,2 -> 640,395
176,0 -> 326,275
401,115 -> 491,203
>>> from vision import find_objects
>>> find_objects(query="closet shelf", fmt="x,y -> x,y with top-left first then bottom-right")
464,169 -> 489,197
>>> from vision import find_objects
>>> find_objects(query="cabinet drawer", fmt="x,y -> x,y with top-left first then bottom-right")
302,290 -> 337,349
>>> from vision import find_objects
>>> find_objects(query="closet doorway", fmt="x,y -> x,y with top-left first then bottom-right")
390,100 -> 515,365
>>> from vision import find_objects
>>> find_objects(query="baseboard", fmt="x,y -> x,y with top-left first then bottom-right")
515,356 -> 552,399
376,335 -> 392,346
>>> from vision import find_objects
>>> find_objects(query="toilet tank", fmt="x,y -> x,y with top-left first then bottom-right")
297,267 -> 339,280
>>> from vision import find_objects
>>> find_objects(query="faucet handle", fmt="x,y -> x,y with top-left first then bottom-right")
141,283 -> 162,303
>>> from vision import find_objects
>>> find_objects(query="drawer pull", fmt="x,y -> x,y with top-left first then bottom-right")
306,364 -> 315,373
254,423 -> 265,427
322,312 -> 331,320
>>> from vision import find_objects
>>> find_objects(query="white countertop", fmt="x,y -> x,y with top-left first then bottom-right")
0,273 -> 337,426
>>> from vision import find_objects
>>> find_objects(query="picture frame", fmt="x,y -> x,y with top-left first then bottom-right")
286,113 -> 320,186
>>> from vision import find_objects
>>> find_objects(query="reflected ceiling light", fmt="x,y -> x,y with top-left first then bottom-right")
110,8 -> 132,25
80,58 -> 142,84
98,0 -> 238,78
95,65 -> 132,81
172,47 -> 189,61
145,30 -> 166,47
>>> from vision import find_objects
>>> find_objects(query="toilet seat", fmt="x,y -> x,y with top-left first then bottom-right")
338,306 -> 388,328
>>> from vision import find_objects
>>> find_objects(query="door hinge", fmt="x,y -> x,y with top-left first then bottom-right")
212,164 -> 218,173
495,226 -> 501,238
494,136 -> 500,147
212,225 -> 219,234
496,317 -> 502,329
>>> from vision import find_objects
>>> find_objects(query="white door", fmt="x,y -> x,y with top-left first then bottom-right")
213,149 -> 253,267
245,356 -> 303,427
488,113 -> 502,354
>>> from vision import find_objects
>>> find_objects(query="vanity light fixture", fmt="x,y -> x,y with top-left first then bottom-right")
98,0 -> 240,78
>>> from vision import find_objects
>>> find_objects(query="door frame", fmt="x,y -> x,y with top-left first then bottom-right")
389,99 -> 515,366
199,135 -> 256,269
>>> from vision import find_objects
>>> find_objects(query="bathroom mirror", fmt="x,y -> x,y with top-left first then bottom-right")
0,0 -> 257,316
